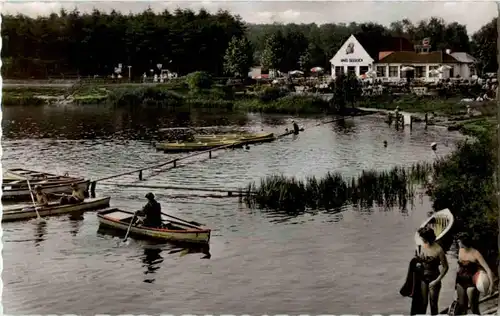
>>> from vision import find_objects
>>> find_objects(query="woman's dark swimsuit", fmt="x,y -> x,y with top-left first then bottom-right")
419,255 -> 441,283
456,260 -> 479,289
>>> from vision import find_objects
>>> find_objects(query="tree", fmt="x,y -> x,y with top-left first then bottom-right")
471,18 -> 497,75
260,30 -> 286,71
330,73 -> 361,113
223,36 -> 254,78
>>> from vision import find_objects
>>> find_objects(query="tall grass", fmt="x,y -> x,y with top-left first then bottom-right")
244,162 -> 435,213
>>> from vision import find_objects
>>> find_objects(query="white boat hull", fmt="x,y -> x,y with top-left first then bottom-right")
415,208 -> 454,247
2,197 -> 111,222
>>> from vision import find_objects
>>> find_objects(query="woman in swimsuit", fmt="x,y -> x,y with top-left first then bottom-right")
455,235 -> 494,315
416,226 -> 449,315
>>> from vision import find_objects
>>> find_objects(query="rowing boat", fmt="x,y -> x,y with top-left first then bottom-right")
3,179 -> 90,201
2,168 -> 90,201
415,208 -> 455,250
97,208 -> 211,243
194,132 -> 273,140
194,132 -> 276,144
4,168 -> 82,180
2,196 -> 111,222
154,139 -> 238,152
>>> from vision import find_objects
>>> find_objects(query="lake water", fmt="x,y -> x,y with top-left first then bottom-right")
1,104 -> 466,314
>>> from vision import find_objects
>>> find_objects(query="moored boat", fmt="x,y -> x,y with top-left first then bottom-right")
194,132 -> 275,143
2,196 -> 111,222
154,139 -> 237,153
2,179 -> 90,201
97,208 -> 211,244
415,208 -> 454,251
2,168 -> 90,201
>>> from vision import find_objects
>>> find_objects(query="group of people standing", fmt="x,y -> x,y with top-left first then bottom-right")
402,226 -> 494,315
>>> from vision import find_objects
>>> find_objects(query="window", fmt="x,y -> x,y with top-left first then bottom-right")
376,66 -> 387,77
449,67 -> 455,78
429,66 -> 439,78
360,66 -> 369,75
415,66 -> 426,78
389,66 -> 399,78
347,66 -> 356,75
335,66 -> 344,77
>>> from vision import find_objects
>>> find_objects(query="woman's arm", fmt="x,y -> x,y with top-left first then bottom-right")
475,249 -> 494,286
436,248 -> 449,282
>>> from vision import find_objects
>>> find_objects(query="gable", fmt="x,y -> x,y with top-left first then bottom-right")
329,35 -> 374,65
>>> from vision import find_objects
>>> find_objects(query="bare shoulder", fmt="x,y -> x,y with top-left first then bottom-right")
434,243 -> 446,256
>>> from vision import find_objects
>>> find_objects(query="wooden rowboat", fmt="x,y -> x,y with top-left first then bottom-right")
2,196 -> 111,222
194,132 -> 274,141
154,139 -> 238,152
415,208 -> 455,250
3,179 -> 90,201
2,168 -> 90,201
97,208 -> 211,244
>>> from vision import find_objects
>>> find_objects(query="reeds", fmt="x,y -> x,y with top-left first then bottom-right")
244,162 -> 436,213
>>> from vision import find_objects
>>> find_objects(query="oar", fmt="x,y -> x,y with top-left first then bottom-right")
161,212 -> 204,228
123,212 -> 137,242
26,179 -> 45,223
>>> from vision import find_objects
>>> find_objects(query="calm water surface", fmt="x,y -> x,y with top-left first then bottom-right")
2,105 -> 465,314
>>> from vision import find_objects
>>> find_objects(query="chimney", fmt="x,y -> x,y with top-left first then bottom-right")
446,49 -> 451,54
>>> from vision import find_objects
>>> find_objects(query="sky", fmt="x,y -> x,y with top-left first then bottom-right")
0,1 -> 497,35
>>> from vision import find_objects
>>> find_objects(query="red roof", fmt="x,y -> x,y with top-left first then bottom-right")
378,51 -> 459,64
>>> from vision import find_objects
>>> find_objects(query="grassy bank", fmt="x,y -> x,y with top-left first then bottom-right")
1,84 -> 330,114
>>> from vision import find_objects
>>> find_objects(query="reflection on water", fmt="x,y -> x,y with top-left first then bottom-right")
68,212 -> 84,236
33,221 -> 47,247
2,105 -> 468,314
142,247 -> 163,283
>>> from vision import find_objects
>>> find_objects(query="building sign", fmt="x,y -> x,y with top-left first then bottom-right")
345,42 -> 355,55
340,58 -> 364,63
422,38 -> 430,46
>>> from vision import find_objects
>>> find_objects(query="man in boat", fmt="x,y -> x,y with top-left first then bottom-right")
292,120 -> 300,134
34,185 -> 49,207
60,183 -> 85,205
136,192 -> 162,228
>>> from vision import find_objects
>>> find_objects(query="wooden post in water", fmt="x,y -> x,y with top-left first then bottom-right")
173,160 -> 177,168
209,151 -> 212,159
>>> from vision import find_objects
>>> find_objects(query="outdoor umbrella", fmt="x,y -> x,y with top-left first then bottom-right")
401,66 -> 415,72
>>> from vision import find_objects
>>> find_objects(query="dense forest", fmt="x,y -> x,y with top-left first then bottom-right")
1,8 -> 498,79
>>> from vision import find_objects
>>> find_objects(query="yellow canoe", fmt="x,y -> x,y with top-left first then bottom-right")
155,139 -> 238,152
194,132 -> 275,143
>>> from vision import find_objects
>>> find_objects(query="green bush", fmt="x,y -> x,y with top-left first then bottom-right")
236,95 -> 329,114
429,132 -> 497,261
185,71 -> 213,91
258,86 -> 287,102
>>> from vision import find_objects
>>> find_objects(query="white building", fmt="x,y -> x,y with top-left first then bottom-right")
330,34 -> 477,82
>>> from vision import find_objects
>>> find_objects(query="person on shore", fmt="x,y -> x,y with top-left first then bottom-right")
292,120 -> 300,134
136,192 -> 162,228
455,235 -> 494,315
60,183 -> 85,205
414,226 -> 449,315
34,185 -> 49,207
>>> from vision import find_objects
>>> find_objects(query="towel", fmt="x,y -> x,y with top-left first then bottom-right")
400,257 -> 426,315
